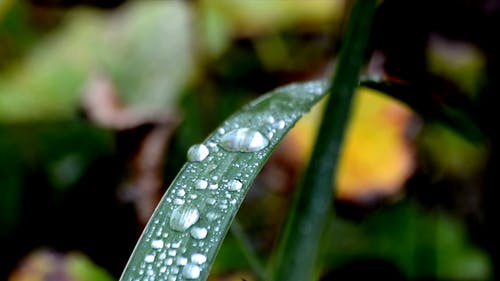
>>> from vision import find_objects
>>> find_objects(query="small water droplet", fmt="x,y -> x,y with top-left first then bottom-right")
267,116 -> 275,123
177,256 -> 188,266
168,249 -> 177,256
191,253 -> 207,264
207,141 -> 218,151
187,144 -> 209,162
206,212 -> 218,221
209,183 -> 218,190
151,239 -> 164,249
220,128 -> 269,152
159,252 -> 167,260
206,197 -> 216,205
206,163 -> 217,172
182,264 -> 201,279
267,131 -> 274,139
274,120 -> 286,129
144,254 -> 155,263
173,198 -> 185,205
227,179 -> 243,191
195,179 -> 208,190
166,258 -> 173,265
191,227 -> 208,239
170,205 -> 200,231
171,266 -> 179,274
218,127 -> 226,135
172,241 -> 181,248
176,189 -> 186,197
160,266 -> 167,273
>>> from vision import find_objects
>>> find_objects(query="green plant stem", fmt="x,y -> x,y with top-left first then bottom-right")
230,219 -> 268,281
272,1 -> 377,280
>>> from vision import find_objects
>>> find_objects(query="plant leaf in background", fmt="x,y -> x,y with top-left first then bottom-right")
0,1 -> 196,122
291,88 -> 417,203
120,80 -> 328,281
8,249 -> 114,281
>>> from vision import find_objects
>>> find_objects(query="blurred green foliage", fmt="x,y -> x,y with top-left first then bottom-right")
0,0 -> 496,280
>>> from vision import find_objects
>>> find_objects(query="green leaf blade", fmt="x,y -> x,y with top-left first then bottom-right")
120,80 -> 328,281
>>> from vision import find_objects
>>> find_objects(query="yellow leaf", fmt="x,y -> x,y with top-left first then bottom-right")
290,88 -> 416,203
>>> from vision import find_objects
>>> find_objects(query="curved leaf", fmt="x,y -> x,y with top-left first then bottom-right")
120,80 -> 328,281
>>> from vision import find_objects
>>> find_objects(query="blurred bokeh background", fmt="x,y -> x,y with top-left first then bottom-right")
1,0 -> 499,280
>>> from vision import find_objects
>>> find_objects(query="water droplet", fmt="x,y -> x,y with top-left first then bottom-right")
274,120 -> 286,129
176,189 -> 186,197
187,144 -> 209,162
220,128 -> 269,152
173,198 -> 185,205
206,197 -> 216,205
218,127 -> 226,135
267,116 -> 275,123
177,256 -> 188,266
267,131 -> 274,140
206,163 -> 217,172
144,254 -> 155,263
195,179 -> 208,190
168,249 -> 177,256
171,266 -> 179,274
151,239 -> 164,249
191,227 -> 208,239
227,179 -> 243,191
170,205 -> 200,231
191,253 -> 207,264
160,266 -> 167,273
172,241 -> 181,248
209,183 -> 218,190
182,264 -> 201,279
206,212 -> 218,221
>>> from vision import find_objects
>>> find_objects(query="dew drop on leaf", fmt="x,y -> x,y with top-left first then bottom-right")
151,239 -> 164,249
195,179 -> 208,189
191,253 -> 207,264
144,254 -> 155,263
182,263 -> 201,279
227,179 -> 243,191
177,256 -> 188,266
169,205 -> 200,231
187,144 -> 209,162
190,226 -> 208,239
219,128 -> 269,152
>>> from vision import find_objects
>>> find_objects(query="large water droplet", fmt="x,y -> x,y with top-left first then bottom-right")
169,205 -> 200,231
220,128 -> 269,152
182,264 -> 201,279
227,179 -> 243,191
190,226 -> 208,239
187,144 -> 209,162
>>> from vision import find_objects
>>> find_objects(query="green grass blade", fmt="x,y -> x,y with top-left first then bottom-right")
119,80 -> 329,281
272,1 -> 377,280
230,219 -> 268,281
